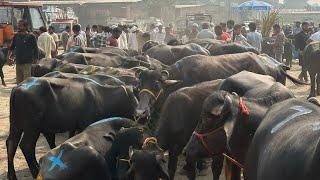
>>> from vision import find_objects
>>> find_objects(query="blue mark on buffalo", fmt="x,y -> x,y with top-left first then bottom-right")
90,117 -> 121,127
21,78 -> 41,90
48,150 -> 67,172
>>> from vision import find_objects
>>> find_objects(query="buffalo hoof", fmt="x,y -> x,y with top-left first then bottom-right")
7,173 -> 17,180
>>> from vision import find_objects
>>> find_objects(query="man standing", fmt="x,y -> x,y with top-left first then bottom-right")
48,26 -> 59,57
247,22 -> 263,52
233,24 -> 248,45
106,27 -> 122,47
295,22 -> 310,82
8,20 -> 38,84
118,25 -> 128,49
164,26 -> 176,44
37,26 -> 56,58
188,23 -> 199,40
271,24 -> 285,63
128,25 -> 139,51
66,24 -> 86,50
197,22 -> 215,39
149,23 -> 158,42
61,26 -> 70,51
214,25 -> 231,42
227,20 -> 235,38
155,24 -> 166,44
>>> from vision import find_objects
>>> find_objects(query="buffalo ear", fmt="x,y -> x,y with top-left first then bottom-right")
210,94 -> 232,116
103,132 -> 115,142
232,92 -> 239,96
161,70 -> 170,80
156,154 -> 169,180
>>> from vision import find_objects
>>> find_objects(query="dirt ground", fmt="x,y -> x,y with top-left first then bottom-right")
0,61 -> 310,180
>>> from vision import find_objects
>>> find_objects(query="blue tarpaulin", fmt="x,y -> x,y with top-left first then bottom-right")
237,0 -> 273,11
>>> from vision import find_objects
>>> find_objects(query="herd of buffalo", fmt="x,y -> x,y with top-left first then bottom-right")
2,39 -> 320,180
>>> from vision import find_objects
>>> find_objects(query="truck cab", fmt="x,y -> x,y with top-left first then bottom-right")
0,1 -> 46,47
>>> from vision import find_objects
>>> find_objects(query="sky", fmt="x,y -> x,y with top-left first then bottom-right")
278,0 -> 320,4
307,0 -> 320,4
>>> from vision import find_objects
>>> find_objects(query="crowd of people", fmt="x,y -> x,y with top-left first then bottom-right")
6,18 -> 320,85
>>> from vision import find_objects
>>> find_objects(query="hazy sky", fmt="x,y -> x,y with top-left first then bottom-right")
278,0 -> 320,4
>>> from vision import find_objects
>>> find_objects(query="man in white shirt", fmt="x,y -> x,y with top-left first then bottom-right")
128,25 -> 139,51
246,22 -> 263,52
37,26 -> 56,58
78,24 -> 87,47
233,24 -> 248,45
118,25 -> 128,49
197,22 -> 215,39
155,25 -> 165,44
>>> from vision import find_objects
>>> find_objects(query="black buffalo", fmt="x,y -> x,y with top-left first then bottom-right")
188,39 -> 259,55
142,40 -> 159,53
44,71 -> 125,86
125,138 -> 169,180
135,53 -> 305,119
303,42 -> 320,98
184,85 -> 294,179
245,98 -> 320,180
146,43 -> 210,65
6,77 -> 138,179
154,72 -> 292,180
208,43 -> 259,56
32,58 -> 79,77
37,117 -> 144,180
0,48 -> 6,86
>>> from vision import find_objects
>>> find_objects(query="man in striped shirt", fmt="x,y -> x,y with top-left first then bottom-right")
66,24 -> 86,50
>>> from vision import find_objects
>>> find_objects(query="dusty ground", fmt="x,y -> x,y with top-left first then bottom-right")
0,61 -> 310,180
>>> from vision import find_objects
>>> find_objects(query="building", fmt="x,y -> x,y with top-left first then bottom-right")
32,0 -> 141,25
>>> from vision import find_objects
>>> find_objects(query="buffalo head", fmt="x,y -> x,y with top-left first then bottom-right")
134,69 -> 181,122
185,91 -> 243,162
125,147 -> 169,180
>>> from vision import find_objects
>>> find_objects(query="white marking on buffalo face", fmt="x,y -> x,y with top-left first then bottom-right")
271,106 -> 312,134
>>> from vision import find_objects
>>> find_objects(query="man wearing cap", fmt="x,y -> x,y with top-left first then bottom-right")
189,23 -> 199,40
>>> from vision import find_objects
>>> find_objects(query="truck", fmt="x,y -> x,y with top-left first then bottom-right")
0,1 -> 47,48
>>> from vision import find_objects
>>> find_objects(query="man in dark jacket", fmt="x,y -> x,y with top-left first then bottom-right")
8,20 -> 38,84
295,21 -> 310,82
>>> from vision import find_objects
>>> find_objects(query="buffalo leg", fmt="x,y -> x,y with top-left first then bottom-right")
211,155 -> 224,180
19,130 -> 40,178
316,73 -> 320,96
0,69 -> 5,86
225,160 -> 241,180
185,161 -> 196,180
230,163 -> 241,180
309,72 -> 316,98
43,133 -> 56,149
6,126 -> 23,180
168,146 -> 180,180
